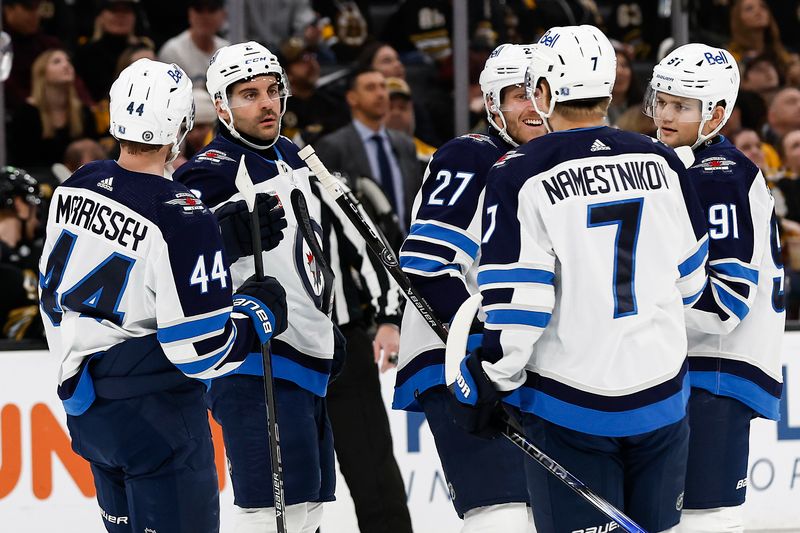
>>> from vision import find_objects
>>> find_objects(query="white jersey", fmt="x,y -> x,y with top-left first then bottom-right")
41,160 -> 262,415
478,126 -> 710,437
683,137 -> 785,419
174,134 -> 335,397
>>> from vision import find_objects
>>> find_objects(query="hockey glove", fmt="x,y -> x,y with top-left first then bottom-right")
216,193 -> 288,264
447,348 -> 505,439
233,275 -> 288,345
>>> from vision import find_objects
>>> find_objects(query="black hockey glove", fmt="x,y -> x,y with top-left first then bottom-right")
216,193 -> 288,264
447,348 -> 506,439
234,275 -> 288,344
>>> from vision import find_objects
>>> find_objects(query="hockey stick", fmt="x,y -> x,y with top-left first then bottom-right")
234,156 -> 287,533
299,147 -> 646,530
445,294 -> 647,533
298,145 -> 449,343
289,188 -> 335,316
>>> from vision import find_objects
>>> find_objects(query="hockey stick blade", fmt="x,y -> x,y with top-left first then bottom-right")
289,188 -> 335,316
445,297 -> 647,533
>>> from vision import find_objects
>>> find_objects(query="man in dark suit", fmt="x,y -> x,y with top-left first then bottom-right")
311,66 -> 418,533
314,66 -> 422,235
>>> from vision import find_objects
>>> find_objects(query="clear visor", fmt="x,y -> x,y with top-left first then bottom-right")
642,86 -> 703,123
227,75 -> 291,110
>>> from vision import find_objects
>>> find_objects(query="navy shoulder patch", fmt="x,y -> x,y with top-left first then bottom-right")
196,149 -> 236,164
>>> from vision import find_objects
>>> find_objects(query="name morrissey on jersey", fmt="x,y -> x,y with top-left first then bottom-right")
542,159 -> 670,205
55,193 -> 148,251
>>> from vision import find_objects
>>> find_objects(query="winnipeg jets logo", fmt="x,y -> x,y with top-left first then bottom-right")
306,251 -> 323,294
165,192 -> 205,213
294,220 -> 326,310
197,149 -> 236,164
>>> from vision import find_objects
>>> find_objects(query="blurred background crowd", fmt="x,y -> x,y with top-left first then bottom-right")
3,0 -> 800,344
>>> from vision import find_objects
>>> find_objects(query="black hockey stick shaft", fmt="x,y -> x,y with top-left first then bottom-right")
234,157 -> 286,533
497,410 -> 647,533
298,146 -> 449,344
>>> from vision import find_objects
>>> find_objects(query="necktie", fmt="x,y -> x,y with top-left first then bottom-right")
370,134 -> 399,215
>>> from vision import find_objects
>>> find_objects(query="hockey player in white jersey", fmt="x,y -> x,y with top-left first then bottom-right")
645,44 -> 785,533
394,43 -> 543,532
39,58 -> 288,533
447,26 -> 712,533
173,42 -> 337,533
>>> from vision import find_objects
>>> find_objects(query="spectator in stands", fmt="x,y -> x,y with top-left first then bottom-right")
8,49 -> 97,173
115,42 -> 156,77
158,0 -> 228,86
385,77 -> 436,166
763,87 -> 800,148
244,0 -> 315,53
780,130 -> 800,178
314,67 -> 422,233
74,0 -> 153,103
279,37 -> 349,146
608,39 -> 643,127
732,128 -> 781,179
182,88 -> 217,159
2,0 -> 61,110
741,54 -> 781,99
51,138 -> 107,183
728,0 -> 795,78
357,40 -> 442,146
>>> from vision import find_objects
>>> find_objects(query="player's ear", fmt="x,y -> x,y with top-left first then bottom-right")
215,99 -> 230,122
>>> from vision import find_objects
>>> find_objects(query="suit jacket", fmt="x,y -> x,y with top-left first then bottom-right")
313,122 -> 422,228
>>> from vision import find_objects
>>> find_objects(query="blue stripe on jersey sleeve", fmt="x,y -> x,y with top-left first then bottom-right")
485,309 -> 551,328
679,239 -> 709,277
715,283 -> 750,320
157,312 -> 229,343
400,255 -> 462,274
682,280 -> 707,306
409,223 -> 479,258
477,268 -> 554,286
174,327 -> 236,375
713,261 -> 759,284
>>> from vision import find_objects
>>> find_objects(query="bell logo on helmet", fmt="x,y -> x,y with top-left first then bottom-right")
704,51 -> 728,65
540,31 -> 560,48
142,131 -> 154,142
166,67 -> 183,83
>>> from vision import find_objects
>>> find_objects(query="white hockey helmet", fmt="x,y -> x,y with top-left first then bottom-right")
206,41 -> 290,151
479,43 -> 537,147
109,58 -> 194,164
645,43 -> 740,149
526,25 -> 616,131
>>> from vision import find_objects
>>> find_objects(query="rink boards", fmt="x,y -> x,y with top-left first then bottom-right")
0,333 -> 798,532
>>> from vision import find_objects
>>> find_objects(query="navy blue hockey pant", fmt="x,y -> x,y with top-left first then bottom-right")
684,387 -> 755,509
522,413 -> 689,533
418,386 -> 530,517
204,375 -> 336,508
66,381 -> 219,533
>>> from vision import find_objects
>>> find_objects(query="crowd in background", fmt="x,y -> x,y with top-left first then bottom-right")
4,0 -> 800,343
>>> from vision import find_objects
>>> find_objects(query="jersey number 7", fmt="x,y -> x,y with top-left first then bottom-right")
587,198 -> 644,319
40,230 -> 135,327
